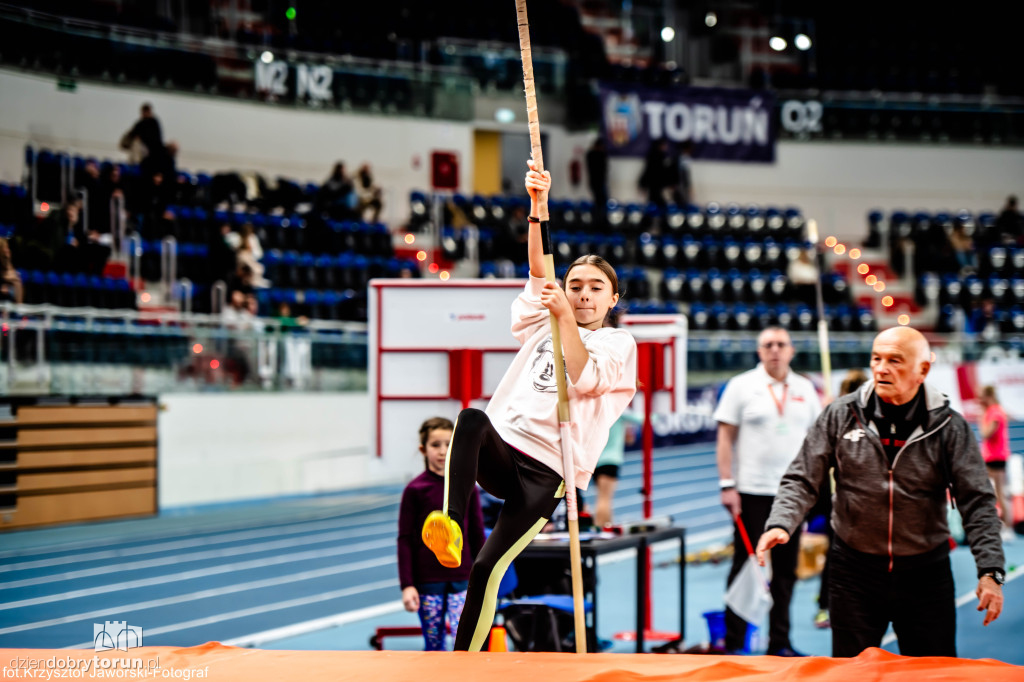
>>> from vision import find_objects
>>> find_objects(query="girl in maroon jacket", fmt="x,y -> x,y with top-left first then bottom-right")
397,417 -> 485,650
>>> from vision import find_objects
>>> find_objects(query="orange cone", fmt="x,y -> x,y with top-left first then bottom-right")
488,625 -> 508,652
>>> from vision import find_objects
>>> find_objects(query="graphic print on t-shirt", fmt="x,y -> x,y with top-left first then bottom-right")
530,336 -> 561,393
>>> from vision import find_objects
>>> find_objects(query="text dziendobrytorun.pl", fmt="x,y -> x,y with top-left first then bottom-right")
4,657 -> 209,680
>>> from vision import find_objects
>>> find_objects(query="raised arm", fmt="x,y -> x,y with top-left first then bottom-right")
524,159 -> 550,278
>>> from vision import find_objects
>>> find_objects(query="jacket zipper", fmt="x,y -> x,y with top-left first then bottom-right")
884,415 -> 952,572
851,402 -> 952,573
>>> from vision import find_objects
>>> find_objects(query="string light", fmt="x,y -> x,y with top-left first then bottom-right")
882,296 -> 894,307
857,263 -> 870,275
428,263 -> 439,273
833,244 -> 846,255
210,359 -> 220,369
849,248 -> 861,259
192,343 -> 203,354
865,275 -> 877,286
404,234 -> 415,244
873,281 -> 885,292
825,236 -> 837,248
416,250 -> 427,261
439,271 -> 450,281
898,314 -> 910,325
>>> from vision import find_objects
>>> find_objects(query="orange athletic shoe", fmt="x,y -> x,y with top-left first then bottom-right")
422,511 -> 463,568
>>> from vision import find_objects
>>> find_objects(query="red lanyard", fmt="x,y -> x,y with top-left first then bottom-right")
767,383 -> 787,417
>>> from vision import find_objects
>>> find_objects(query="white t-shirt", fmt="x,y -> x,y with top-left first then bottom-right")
712,364 -> 821,495
485,276 -> 638,490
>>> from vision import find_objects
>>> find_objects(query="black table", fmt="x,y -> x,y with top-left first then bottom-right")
515,526 -> 686,653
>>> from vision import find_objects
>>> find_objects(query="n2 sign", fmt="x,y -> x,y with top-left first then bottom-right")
781,100 -> 823,134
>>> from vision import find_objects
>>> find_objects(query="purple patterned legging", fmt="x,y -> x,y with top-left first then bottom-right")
418,591 -> 467,651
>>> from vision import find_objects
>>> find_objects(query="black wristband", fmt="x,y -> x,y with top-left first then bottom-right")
528,215 -> 541,223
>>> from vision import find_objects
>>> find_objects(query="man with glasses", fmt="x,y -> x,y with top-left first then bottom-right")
713,326 -> 822,656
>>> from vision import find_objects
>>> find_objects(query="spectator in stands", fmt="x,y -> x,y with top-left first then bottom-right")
994,195 -> 1023,245
0,237 -> 23,304
23,200 -> 79,271
76,226 -> 113,277
638,139 -> 676,210
210,223 -> 238,285
968,298 -> 1001,342
355,163 -> 383,223
235,223 -> 269,288
75,160 -> 107,232
674,141 -> 695,206
121,103 -> 165,169
497,205 -> 529,266
133,171 -> 173,233
949,221 -> 976,273
788,248 -> 818,307
585,137 -> 608,209
221,288 -> 257,384
977,385 -> 1015,539
317,162 -> 355,218
227,263 -> 257,297
100,164 -> 126,214
274,302 -> 308,329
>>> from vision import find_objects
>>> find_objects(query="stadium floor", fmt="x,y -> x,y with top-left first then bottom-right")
1,432 -> 1022,666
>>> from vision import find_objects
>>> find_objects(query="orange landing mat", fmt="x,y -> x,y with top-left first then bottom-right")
4,643 -> 1022,681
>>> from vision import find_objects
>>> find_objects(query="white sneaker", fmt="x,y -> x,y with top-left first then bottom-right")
1001,526 -> 1017,543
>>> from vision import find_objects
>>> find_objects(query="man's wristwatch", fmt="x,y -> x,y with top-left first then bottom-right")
980,569 -> 1005,586
719,478 -> 736,490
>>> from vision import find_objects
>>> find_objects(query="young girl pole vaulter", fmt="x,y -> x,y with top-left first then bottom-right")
421,161 -> 638,652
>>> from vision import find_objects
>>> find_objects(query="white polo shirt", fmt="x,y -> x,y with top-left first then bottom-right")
712,363 -> 821,496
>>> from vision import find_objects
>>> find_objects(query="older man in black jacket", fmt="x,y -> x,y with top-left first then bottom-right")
757,325 -> 1005,657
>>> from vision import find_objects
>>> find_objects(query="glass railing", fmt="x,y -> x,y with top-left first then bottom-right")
435,37 -> 567,95
4,302 -> 1021,396
774,91 -> 1024,144
688,329 -> 1024,381
0,303 -> 368,395
0,4 -> 476,120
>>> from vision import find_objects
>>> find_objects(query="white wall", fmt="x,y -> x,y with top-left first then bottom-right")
0,68 -> 595,222
609,142 -> 1024,242
7,68 -> 1016,243
0,68 -> 474,225
157,392 -> 413,508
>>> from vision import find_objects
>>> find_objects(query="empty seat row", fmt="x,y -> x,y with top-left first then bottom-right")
412,191 -> 807,239
18,270 -> 137,309
920,273 -> 1024,309
262,251 -> 418,290
689,302 -> 876,334
253,288 -> 366,322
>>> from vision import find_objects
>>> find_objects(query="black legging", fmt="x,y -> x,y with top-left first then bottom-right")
725,493 -> 801,653
443,408 -> 564,651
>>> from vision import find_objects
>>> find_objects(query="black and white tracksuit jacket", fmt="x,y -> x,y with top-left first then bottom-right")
767,380 -> 1005,576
